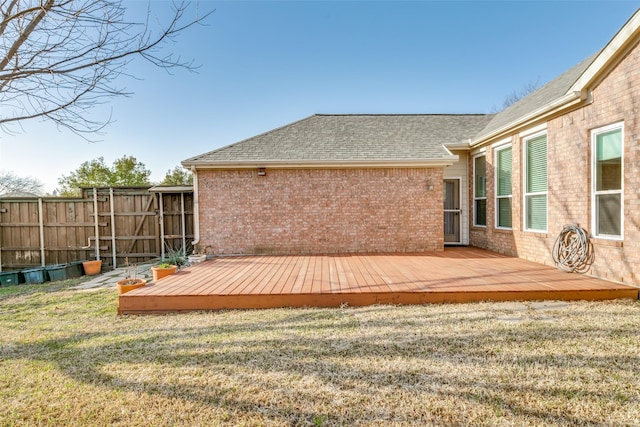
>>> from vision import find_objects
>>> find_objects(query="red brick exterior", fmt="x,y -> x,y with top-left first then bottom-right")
198,168 -> 444,254
470,40 -> 640,285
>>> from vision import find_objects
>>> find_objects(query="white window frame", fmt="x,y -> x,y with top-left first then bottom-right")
522,131 -> 548,233
591,122 -> 624,240
494,143 -> 512,230
473,154 -> 487,227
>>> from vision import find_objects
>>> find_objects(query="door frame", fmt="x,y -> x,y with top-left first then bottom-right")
443,177 -> 463,245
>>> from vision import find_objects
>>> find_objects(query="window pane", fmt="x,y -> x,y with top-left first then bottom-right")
526,135 -> 547,193
597,129 -> 622,161
475,199 -> 486,226
596,129 -> 622,191
526,194 -> 547,230
474,156 -> 486,198
596,194 -> 621,236
497,198 -> 512,228
597,161 -> 621,191
497,148 -> 512,197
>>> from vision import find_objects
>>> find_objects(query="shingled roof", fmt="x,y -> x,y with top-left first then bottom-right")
472,53 -> 599,143
183,114 -> 494,168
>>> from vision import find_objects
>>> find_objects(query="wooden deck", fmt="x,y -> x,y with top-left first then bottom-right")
118,248 -> 638,314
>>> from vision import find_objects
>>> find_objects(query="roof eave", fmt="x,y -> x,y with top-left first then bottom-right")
470,91 -> 585,147
149,185 -> 194,193
444,140 -> 472,151
181,158 -> 459,169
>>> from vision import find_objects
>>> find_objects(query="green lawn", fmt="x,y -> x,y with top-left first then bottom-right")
1,279 -> 639,426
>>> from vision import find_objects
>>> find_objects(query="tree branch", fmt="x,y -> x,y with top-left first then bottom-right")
0,0 -> 213,134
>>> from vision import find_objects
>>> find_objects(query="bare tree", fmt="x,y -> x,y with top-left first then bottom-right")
0,171 -> 44,195
490,78 -> 542,113
0,0 -> 211,137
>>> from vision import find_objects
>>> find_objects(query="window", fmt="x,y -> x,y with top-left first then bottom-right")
473,155 -> 486,226
523,133 -> 547,232
495,145 -> 512,228
592,123 -> 623,239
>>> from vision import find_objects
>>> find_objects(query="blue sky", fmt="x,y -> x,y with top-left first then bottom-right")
1,1 -> 638,193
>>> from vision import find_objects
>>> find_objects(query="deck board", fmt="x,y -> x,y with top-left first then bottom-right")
291,256 -> 310,294
119,248 -> 639,314
276,256 -> 301,295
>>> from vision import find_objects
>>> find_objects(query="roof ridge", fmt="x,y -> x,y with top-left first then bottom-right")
183,114 -> 495,167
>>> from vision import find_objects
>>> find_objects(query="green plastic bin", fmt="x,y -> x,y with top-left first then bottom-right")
0,271 -> 21,286
66,261 -> 84,278
22,267 -> 48,284
46,264 -> 68,282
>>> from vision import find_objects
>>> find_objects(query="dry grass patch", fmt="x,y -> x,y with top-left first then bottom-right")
0,282 -> 639,426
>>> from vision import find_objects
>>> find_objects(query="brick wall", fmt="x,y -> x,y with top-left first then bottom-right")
198,167 -> 444,254
470,39 -> 640,285
468,139 -> 518,255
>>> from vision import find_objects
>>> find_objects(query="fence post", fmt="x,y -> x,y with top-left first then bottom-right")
110,187 -> 117,268
0,205 -> 3,272
38,198 -> 45,267
159,193 -> 165,260
181,192 -> 186,254
93,188 -> 100,261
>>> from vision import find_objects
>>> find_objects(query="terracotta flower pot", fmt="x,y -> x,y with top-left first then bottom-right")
82,260 -> 102,276
117,278 -> 147,295
151,264 -> 177,281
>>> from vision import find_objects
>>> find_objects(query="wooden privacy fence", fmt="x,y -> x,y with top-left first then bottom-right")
0,186 -> 194,271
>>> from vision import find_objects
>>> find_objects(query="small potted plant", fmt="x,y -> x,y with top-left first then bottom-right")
116,259 -> 147,295
187,244 -> 208,264
151,248 -> 186,281
151,262 -> 178,281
